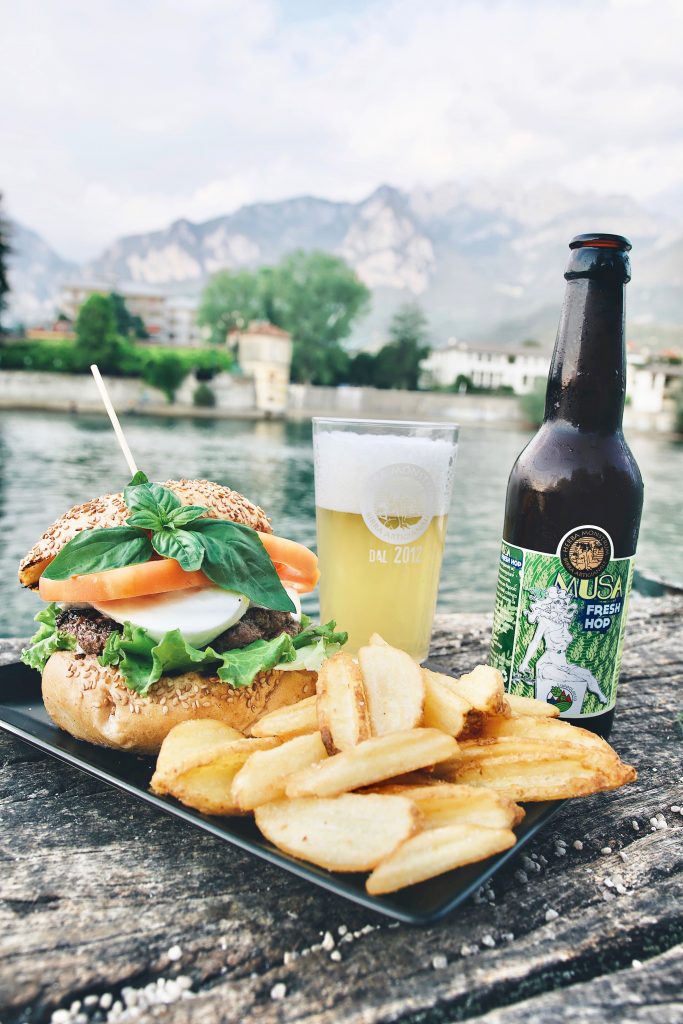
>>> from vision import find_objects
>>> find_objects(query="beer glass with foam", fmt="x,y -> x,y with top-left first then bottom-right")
313,418 -> 458,660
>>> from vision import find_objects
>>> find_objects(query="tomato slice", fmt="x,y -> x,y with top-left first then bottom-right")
258,532 -> 320,594
38,530 -> 320,602
39,559 -> 209,604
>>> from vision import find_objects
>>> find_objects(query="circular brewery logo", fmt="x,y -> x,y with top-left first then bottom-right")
545,684 -> 577,714
558,525 -> 612,580
361,463 -> 435,545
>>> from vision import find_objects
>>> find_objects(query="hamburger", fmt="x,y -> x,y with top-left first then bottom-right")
19,474 -> 346,754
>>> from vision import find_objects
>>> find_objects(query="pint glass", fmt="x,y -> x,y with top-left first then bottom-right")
313,418 -> 458,660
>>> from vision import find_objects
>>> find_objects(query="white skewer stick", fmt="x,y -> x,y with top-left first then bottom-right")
90,364 -> 139,477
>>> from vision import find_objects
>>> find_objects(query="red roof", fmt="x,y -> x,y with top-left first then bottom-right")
229,320 -> 291,340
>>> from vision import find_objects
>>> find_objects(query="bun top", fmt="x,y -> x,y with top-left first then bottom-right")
19,478 -> 272,588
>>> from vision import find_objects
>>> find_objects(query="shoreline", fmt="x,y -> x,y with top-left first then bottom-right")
0,398 -> 679,438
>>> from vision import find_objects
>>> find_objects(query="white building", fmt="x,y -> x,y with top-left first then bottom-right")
60,281 -> 203,346
422,339 -> 683,419
164,296 -> 206,347
228,321 -> 293,415
421,342 -> 550,394
628,361 -> 683,415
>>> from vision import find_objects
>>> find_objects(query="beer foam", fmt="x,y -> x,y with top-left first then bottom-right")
314,429 -> 457,515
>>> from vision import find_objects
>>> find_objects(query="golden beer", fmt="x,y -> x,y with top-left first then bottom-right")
317,508 -> 448,658
313,419 -> 458,661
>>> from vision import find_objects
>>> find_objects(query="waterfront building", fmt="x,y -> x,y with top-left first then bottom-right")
228,321 -> 293,415
421,339 -> 682,419
59,282 -> 203,345
164,296 -> 205,347
421,341 -> 550,393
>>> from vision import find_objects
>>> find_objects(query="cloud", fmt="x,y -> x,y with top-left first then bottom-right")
1,0 -> 682,259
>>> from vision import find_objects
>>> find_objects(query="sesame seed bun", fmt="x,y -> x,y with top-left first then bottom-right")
19,479 -> 272,588
42,651 -> 316,755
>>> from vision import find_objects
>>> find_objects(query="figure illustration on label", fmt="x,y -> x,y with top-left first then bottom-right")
517,586 -> 609,714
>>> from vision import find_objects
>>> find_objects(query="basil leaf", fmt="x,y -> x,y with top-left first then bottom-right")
127,470 -> 150,486
151,528 -> 205,571
168,505 -> 207,527
127,509 -> 164,531
41,527 -> 154,581
188,519 -> 295,612
124,478 -> 181,524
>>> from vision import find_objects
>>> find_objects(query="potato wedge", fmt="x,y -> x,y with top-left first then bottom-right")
480,714 -> 616,753
151,719 -> 279,815
422,670 -> 472,736
316,653 -> 371,754
250,695 -> 318,740
255,794 -> 421,872
366,824 -> 517,894
447,665 -> 507,716
439,736 -> 635,801
232,732 -> 328,810
286,729 -> 458,799
370,782 -> 524,830
169,750 -> 259,815
358,640 -> 424,735
152,719 -> 246,789
505,693 -> 560,718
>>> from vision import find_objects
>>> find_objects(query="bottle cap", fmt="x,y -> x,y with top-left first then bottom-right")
569,233 -> 632,251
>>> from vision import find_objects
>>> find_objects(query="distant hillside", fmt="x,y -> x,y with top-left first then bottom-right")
5,182 -> 683,351
5,222 -> 75,326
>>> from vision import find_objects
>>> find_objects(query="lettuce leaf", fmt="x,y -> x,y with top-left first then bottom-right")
99,618 -> 348,696
21,601 -> 348,696
20,603 -> 77,672
214,632 -> 297,688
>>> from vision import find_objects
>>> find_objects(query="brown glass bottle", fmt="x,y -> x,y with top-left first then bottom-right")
489,234 -> 643,739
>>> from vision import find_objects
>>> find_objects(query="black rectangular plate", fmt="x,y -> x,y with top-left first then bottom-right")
0,660 -> 565,925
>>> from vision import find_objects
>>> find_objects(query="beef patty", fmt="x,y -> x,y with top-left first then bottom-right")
211,607 -> 301,652
56,607 -> 123,655
55,605 -> 301,657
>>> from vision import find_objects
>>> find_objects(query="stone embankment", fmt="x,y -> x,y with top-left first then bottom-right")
0,369 -> 675,432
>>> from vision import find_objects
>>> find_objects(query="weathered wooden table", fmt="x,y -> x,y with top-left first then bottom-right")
1,596 -> 681,1024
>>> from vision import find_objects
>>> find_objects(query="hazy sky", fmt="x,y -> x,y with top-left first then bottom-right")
2,0 -> 682,260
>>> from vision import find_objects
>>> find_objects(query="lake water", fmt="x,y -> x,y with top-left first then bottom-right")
1,410 -> 681,636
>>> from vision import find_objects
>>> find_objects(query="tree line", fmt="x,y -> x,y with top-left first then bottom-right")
198,250 -> 430,390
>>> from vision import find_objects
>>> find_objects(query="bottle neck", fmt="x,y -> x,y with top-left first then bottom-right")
544,266 -> 627,434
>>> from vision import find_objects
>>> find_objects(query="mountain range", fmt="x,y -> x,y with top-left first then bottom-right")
5,182 -> 683,350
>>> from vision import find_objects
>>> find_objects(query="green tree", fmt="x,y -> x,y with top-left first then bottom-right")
0,193 -> 11,324
451,373 -> 472,393
198,251 -> 370,384
140,352 -> 186,401
674,382 -> 683,435
109,292 -> 148,339
75,294 -> 122,371
521,379 -> 547,427
372,303 -> 430,390
198,269 -> 270,345
348,350 -> 377,386
272,251 -> 370,383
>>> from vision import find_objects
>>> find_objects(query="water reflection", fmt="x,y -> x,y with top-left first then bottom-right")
1,410 -> 680,636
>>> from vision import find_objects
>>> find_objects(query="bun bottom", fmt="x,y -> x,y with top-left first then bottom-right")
42,651 -> 317,755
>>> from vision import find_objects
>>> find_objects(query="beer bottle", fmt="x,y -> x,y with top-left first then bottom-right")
489,233 -> 643,738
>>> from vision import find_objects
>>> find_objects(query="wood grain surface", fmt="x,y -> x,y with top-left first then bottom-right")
1,596 -> 681,1024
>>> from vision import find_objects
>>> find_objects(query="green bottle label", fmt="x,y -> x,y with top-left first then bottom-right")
490,525 -> 634,717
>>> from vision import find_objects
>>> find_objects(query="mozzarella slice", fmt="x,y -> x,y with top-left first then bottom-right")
93,587 -> 249,647
284,587 -> 302,623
